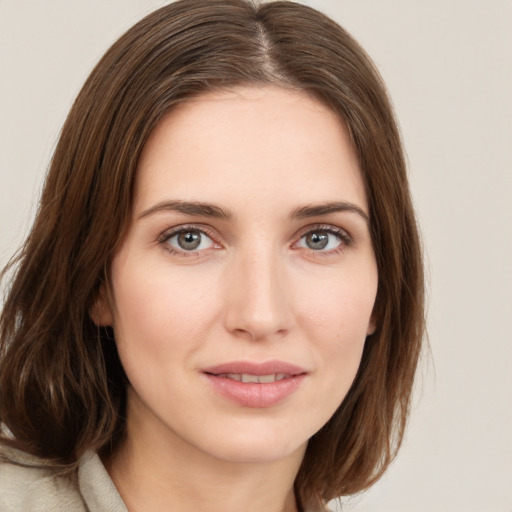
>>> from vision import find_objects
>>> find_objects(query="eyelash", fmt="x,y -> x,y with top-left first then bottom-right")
157,223 -> 353,258
158,224 -> 218,258
294,224 -> 353,257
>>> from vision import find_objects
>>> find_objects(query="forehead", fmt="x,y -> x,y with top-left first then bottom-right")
134,86 -> 366,214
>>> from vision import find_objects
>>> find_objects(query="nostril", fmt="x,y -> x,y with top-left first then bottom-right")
223,269 -> 292,340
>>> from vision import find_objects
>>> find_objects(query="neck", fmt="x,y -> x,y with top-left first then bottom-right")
104,392 -> 305,512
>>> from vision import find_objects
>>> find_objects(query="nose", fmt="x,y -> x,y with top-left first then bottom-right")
223,247 -> 292,342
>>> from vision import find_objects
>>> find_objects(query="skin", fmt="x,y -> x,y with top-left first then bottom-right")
93,86 -> 378,512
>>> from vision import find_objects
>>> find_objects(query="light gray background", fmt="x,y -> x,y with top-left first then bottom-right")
0,1 -> 511,511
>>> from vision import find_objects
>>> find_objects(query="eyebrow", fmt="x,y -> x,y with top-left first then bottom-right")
137,200 -> 233,220
137,199 -> 369,223
291,202 -> 369,223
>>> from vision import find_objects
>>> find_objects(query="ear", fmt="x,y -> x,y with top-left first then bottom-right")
366,314 -> 377,336
89,286 -> 113,326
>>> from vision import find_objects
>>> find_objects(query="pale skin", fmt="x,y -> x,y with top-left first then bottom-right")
92,86 -> 378,512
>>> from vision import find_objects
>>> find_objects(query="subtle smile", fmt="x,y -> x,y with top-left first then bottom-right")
202,361 -> 308,408
209,373 -> 290,383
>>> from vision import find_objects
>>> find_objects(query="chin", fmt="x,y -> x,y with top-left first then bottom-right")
195,419 -> 310,465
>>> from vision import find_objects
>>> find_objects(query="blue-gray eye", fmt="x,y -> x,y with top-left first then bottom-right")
298,231 -> 342,251
167,230 -> 214,251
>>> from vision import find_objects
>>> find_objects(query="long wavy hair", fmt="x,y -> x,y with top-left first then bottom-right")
0,1 -> 425,510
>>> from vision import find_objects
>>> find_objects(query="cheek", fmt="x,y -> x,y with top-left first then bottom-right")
294,267 -> 377,382
296,269 -> 377,340
110,257 -> 220,355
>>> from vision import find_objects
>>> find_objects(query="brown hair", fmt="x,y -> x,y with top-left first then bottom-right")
0,0 -> 424,510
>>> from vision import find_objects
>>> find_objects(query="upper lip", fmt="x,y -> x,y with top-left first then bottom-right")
202,360 -> 308,376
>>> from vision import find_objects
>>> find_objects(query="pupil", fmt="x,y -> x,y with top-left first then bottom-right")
178,231 -> 201,250
306,232 -> 328,250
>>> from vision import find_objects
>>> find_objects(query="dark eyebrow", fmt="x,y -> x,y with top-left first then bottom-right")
291,202 -> 369,223
137,200 -> 233,220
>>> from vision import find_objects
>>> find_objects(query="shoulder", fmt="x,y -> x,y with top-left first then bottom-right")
0,446 -> 86,512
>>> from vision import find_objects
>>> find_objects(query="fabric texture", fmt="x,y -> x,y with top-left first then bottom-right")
0,448 -> 127,512
0,447 -> 331,511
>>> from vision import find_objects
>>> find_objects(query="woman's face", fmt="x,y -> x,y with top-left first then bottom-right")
99,86 -> 378,465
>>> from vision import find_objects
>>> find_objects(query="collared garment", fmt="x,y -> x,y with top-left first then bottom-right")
0,447 -> 331,512
0,448 -> 127,512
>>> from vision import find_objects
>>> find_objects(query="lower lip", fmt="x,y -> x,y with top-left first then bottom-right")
203,374 -> 306,408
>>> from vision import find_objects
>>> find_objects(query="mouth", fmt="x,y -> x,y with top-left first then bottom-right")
201,361 -> 308,408
208,373 -> 291,383
202,360 -> 307,377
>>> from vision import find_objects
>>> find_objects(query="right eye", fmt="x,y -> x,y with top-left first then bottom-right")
161,228 -> 216,254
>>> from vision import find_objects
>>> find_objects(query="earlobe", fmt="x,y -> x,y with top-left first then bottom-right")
89,287 -> 113,326
366,316 -> 377,336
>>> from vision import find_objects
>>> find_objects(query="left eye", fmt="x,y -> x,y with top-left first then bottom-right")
165,229 -> 214,251
296,230 -> 342,251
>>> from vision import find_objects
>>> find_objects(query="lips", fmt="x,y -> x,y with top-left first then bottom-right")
202,361 -> 308,408
215,373 -> 289,383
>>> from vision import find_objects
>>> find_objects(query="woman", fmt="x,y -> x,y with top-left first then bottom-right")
0,1 -> 424,511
